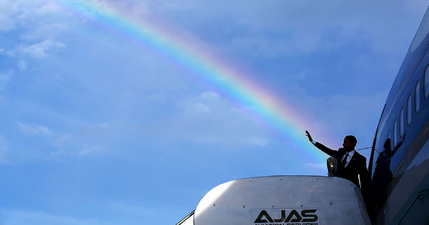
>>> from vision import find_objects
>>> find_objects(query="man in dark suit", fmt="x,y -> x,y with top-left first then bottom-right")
305,130 -> 370,192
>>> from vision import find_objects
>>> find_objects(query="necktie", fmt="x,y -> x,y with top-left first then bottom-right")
342,153 -> 349,167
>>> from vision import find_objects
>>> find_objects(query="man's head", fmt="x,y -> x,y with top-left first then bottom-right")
343,135 -> 357,151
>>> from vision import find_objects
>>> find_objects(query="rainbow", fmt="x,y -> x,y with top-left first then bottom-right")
58,0 -> 327,162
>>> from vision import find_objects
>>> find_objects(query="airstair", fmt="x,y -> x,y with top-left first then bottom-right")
177,176 -> 370,225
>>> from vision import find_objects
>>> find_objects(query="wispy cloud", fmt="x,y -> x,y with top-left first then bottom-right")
16,123 -> 104,160
18,60 -> 27,72
0,135 -> 9,163
18,123 -> 52,136
22,23 -> 68,41
0,208 -> 104,225
0,70 -> 12,90
20,40 -> 65,58
0,0 -> 18,32
0,48 -> 14,57
171,91 -> 271,146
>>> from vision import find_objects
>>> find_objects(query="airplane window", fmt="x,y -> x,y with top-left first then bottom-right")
425,65 -> 429,98
407,94 -> 412,125
393,120 -> 398,146
416,80 -> 421,112
400,107 -> 405,137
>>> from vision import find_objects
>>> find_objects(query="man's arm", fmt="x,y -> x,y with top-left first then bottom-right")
306,130 -> 338,158
314,142 -> 338,158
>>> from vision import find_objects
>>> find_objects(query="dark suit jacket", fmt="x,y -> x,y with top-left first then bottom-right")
315,142 -> 370,191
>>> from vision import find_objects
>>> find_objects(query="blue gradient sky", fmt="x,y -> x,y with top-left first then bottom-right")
0,0 -> 427,224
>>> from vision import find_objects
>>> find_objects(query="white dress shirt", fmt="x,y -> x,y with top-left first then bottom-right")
342,150 -> 355,167
312,140 -> 355,168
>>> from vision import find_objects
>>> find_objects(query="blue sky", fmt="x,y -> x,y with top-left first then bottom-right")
0,0 -> 428,224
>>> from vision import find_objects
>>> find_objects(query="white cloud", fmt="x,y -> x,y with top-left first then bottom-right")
37,0 -> 64,15
304,162 -> 327,175
166,92 -> 272,146
177,91 -> 219,114
0,0 -> 70,75
0,48 -> 14,57
22,23 -> 68,41
0,0 -> 66,33
0,71 -> 12,90
21,40 -> 65,58
18,60 -> 27,72
247,138 -> 269,147
0,135 -> 9,163
98,123 -> 110,129
178,100 -> 210,113
305,162 -> 326,170
148,94 -> 166,103
50,146 -> 102,158
0,0 -> 17,32
104,201 -> 159,217
18,123 -> 52,136
49,133 -> 104,158
200,91 -> 221,100
76,146 -> 102,157
0,208 -> 104,225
